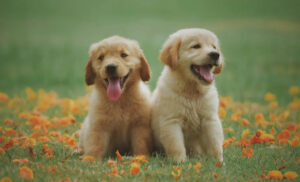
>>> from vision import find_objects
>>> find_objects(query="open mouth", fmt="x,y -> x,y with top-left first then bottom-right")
190,64 -> 215,83
104,72 -> 130,101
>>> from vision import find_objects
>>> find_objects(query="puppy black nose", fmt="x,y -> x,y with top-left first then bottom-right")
106,64 -> 117,75
209,52 -> 220,61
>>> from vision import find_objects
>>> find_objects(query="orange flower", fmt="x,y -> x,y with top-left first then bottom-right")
237,139 -> 251,148
173,165 -> 181,170
270,127 -> 277,135
250,130 -> 275,144
289,86 -> 299,96
215,161 -> 223,167
116,150 -> 122,162
213,172 -> 218,179
255,113 -> 265,123
0,136 -> 4,144
0,147 -> 4,155
269,101 -> 278,109
283,171 -> 298,180
261,171 -> 268,180
289,98 -> 300,109
65,137 -> 76,148
82,156 -> 95,162
241,118 -> 250,126
268,170 -> 282,180
28,146 -> 36,157
4,119 -> 16,127
193,162 -> 202,170
130,162 -> 140,176
255,113 -> 269,128
277,129 -> 290,140
3,139 -> 14,150
264,92 -> 276,101
0,177 -> 12,182
223,137 -> 236,147
279,111 -> 290,120
132,155 -> 148,163
5,128 -> 17,136
48,166 -> 59,173
25,87 -> 36,101
46,149 -> 54,159
0,92 -> 9,102
242,148 -> 253,158
60,99 -> 74,113
107,159 -> 116,166
19,166 -> 34,180
241,129 -> 249,139
231,111 -> 242,121
269,114 -> 278,122
59,116 -> 75,127
13,158 -> 30,165
260,133 -> 275,144
291,137 -> 300,147
171,166 -> 181,179
286,123 -> 298,132
218,107 -> 226,118
104,166 -> 119,176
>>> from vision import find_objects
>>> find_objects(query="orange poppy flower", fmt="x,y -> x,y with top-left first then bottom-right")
19,166 -> 34,180
116,150 -> 122,162
242,148 -> 253,158
283,171 -> 298,180
130,162 -> 140,176
268,170 -> 282,180
13,158 -> 30,165
82,156 -> 95,162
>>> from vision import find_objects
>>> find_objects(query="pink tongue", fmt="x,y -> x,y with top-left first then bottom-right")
199,65 -> 215,83
107,78 -> 122,101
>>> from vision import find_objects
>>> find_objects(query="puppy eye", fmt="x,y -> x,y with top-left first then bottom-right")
192,44 -> 201,49
98,55 -> 104,61
120,53 -> 128,58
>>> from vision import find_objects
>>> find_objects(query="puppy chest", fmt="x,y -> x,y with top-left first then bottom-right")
181,116 -> 202,135
180,103 -> 206,134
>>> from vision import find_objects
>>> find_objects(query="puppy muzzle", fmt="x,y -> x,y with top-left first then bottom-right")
208,51 -> 220,66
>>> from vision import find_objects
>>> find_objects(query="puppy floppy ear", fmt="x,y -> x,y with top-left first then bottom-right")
213,53 -> 224,74
159,35 -> 181,70
84,43 -> 99,85
139,53 -> 151,82
85,59 -> 96,85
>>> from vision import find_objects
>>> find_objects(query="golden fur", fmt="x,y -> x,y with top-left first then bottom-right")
79,36 -> 152,159
152,28 -> 224,162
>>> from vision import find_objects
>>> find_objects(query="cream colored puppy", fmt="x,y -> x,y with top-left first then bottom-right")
79,36 -> 152,159
152,28 -> 224,162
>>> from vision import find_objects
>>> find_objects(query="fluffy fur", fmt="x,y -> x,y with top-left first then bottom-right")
151,28 -> 224,162
79,36 -> 152,159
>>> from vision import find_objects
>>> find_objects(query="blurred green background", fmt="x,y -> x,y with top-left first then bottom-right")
0,0 -> 299,103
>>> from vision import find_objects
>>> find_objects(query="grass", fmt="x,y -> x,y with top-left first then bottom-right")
0,0 -> 300,181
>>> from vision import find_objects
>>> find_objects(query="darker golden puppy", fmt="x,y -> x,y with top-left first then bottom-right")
79,36 -> 152,159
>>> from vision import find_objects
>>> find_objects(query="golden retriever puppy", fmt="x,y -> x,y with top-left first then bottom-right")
152,28 -> 224,162
79,36 -> 152,159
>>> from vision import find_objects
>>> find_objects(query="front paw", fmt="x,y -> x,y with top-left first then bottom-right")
168,151 -> 187,163
73,148 -> 84,155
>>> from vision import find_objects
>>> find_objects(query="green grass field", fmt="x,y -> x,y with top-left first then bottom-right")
0,0 -> 300,181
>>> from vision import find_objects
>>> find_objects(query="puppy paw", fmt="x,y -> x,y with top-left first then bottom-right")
169,153 -> 187,163
73,148 -> 84,155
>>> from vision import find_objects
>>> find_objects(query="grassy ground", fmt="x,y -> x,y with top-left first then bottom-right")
0,0 -> 300,181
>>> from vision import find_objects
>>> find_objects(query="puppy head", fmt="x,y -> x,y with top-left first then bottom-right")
85,36 -> 151,101
160,28 -> 224,84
